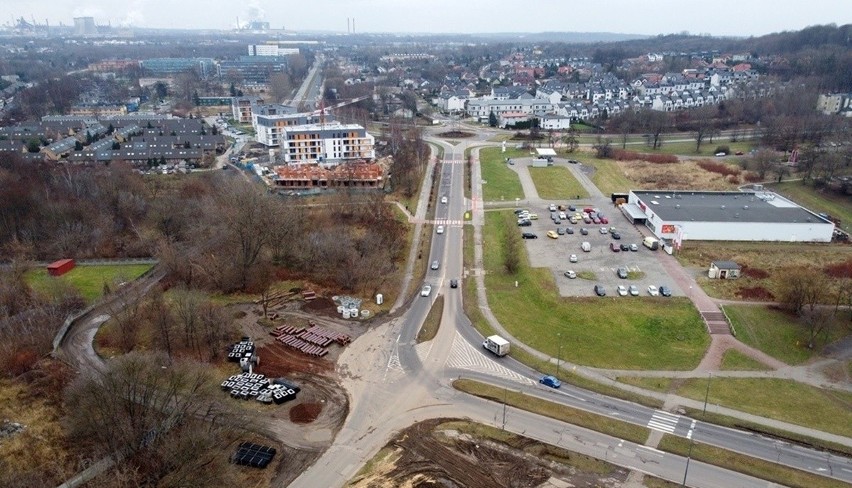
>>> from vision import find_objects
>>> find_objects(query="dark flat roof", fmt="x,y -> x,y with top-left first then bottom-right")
631,190 -> 832,225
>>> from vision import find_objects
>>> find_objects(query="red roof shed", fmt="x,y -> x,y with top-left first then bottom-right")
47,259 -> 76,277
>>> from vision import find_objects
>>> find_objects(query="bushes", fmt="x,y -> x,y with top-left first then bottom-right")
612,149 -> 678,164
697,159 -> 740,177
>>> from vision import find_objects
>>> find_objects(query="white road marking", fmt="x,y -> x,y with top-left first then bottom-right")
445,332 -> 534,385
647,410 -> 680,434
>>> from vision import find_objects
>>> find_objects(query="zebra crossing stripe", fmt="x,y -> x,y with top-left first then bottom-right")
647,410 -> 680,434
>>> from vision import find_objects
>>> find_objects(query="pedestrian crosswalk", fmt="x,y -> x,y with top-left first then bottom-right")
410,219 -> 465,226
647,410 -> 680,434
442,159 -> 465,165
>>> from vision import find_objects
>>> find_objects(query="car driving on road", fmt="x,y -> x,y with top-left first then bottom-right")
540,375 -> 561,388
421,284 -> 432,297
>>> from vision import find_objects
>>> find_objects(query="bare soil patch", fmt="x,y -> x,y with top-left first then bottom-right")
619,159 -> 743,191
350,418 -> 634,488
290,403 -> 322,423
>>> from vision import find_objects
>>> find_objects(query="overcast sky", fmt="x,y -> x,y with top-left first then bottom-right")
6,0 -> 852,37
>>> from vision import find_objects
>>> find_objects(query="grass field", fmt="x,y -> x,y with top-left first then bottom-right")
484,211 -> 709,370
616,376 -> 674,393
478,147 -> 528,201
723,305 -> 851,365
453,379 -> 650,444
27,264 -> 153,303
658,435 -> 842,488
528,166 -> 589,199
644,140 -> 756,157
676,377 -> 852,438
570,153 -> 634,196
417,295 -> 444,343
719,349 -> 773,371
770,181 -> 852,234
676,241 -> 852,301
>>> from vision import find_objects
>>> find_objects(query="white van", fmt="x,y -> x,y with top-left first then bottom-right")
581,241 -> 591,252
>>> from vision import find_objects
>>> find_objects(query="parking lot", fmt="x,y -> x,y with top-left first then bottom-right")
518,206 -> 685,298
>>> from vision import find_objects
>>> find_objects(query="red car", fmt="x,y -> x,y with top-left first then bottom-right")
600,217 -> 609,224
610,242 -> 620,252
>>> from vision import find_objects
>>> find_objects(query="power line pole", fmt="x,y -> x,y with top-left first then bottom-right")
682,373 -> 712,487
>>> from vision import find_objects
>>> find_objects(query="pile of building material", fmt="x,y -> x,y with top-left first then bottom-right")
269,322 -> 351,357
220,372 -> 299,405
334,295 -> 363,319
231,442 -> 276,468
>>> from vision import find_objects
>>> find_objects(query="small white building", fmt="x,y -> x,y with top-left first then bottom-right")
540,114 -> 571,130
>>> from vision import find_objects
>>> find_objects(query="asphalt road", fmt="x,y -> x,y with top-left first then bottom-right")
288,137 -> 850,488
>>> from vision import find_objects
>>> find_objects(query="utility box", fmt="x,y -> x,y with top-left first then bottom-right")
47,259 -> 75,277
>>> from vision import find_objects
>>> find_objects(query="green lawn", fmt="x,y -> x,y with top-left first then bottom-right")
417,295 -> 444,343
528,166 -> 589,200
616,376 -> 674,393
454,379 -> 650,444
676,378 -> 852,438
28,264 -> 153,303
719,349 -> 772,371
478,147 -> 526,201
484,211 -> 709,370
724,305 -> 851,365
575,156 -> 635,195
644,140 -> 755,157
658,435 -> 842,488
770,180 -> 852,234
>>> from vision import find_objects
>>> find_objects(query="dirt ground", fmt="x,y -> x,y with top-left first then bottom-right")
349,418 -> 635,488
225,296 -> 376,487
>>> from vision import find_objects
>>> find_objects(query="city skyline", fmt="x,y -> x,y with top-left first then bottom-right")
5,0 -> 852,38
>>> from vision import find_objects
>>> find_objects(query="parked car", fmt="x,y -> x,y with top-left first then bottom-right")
593,217 -> 601,224
735,151 -> 744,155
566,227 -> 575,234
450,279 -> 458,288
540,375 -> 561,388
547,230 -> 558,239
518,220 -> 532,227
629,243 -> 639,252
549,203 -> 557,212
600,217 -> 609,224
568,205 -> 577,211
610,242 -> 621,252
629,285 -> 639,296
554,219 -> 561,225
617,285 -> 628,296
431,260 -> 440,270
600,227 -> 608,234
514,209 -> 528,215
564,270 -> 576,279
522,232 -> 538,239
620,243 -> 630,251
617,266 -> 628,279
528,214 -> 539,220
594,284 -> 606,296
583,217 -> 592,224
659,285 -> 672,297
569,254 -> 578,263
580,228 -> 589,235
421,284 -> 432,297
611,232 -> 621,240
648,285 -> 659,296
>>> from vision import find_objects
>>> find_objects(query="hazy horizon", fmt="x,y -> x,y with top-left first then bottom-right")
5,0 -> 851,38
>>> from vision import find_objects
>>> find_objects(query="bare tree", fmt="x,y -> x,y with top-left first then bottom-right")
268,73 -> 292,103
64,352 -> 245,486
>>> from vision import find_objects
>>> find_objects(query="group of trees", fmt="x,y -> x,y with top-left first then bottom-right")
777,265 -> 852,349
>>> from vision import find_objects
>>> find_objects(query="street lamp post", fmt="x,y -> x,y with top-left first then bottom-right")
682,373 -> 712,487
556,333 -> 562,376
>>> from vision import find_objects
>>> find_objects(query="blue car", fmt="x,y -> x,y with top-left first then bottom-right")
540,375 -> 561,389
